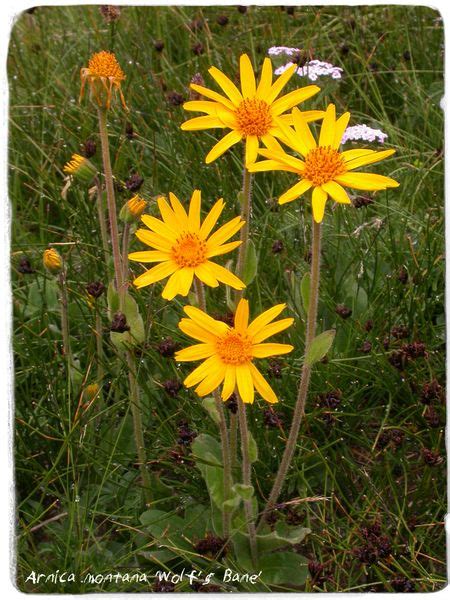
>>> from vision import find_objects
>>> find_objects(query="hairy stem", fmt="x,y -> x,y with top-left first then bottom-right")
195,277 -> 232,538
94,175 -> 111,269
258,218 -> 322,529
237,396 -> 258,567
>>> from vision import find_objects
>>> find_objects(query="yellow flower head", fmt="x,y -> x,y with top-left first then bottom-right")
129,190 -> 245,300
63,153 -> 96,183
80,51 -> 127,110
248,104 -> 400,222
175,299 -> 294,404
43,248 -> 63,274
181,53 -> 322,167
120,195 -> 148,223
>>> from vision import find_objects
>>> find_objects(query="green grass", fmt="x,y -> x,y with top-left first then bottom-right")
10,4 -> 445,593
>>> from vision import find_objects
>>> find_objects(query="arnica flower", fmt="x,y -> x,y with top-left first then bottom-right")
248,104 -> 399,222
80,50 -> 127,110
175,299 -> 294,404
63,153 -> 97,184
43,248 -> 63,274
120,195 -> 148,223
129,190 -> 245,300
180,53 -> 322,166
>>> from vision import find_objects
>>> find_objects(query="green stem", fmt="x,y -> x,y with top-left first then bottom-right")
258,217 -> 322,529
195,277 -> 232,538
237,395 -> 258,567
121,223 -> 131,293
97,108 -> 123,296
94,175 -> 111,270
126,351 -> 153,505
235,165 -> 252,303
58,269 -> 71,366
95,308 -> 104,384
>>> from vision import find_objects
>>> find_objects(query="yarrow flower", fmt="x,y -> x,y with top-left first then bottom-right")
275,60 -> 343,81
181,53 -> 322,166
175,299 -> 294,404
341,124 -> 388,144
80,51 -> 127,110
129,190 -> 245,300
43,248 -> 63,274
63,153 -> 97,183
248,104 -> 399,223
268,46 -> 302,57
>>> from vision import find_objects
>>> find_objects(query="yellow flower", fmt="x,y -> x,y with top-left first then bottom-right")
129,190 -> 245,300
248,104 -> 400,222
80,51 -> 127,110
120,195 -> 148,223
181,53 -> 322,166
43,248 -> 63,274
63,153 -> 96,183
175,299 -> 294,404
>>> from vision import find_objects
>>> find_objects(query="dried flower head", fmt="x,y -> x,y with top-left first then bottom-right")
43,248 -> 63,274
80,50 -> 127,110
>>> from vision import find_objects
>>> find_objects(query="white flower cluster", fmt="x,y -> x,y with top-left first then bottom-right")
273,59 -> 343,82
268,46 -> 302,57
341,124 -> 388,144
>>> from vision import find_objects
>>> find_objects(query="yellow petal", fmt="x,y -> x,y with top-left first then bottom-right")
128,250 -> 170,263
271,85 -> 320,116
344,149 -> 396,171
135,228 -> 173,252
177,267 -> 195,296
195,366 -> 227,397
180,115 -> 226,131
222,366 -> 237,400
234,298 -> 249,331
256,57 -> 273,98
335,172 -> 400,190
184,356 -> 223,387
189,83 -> 235,111
252,318 -> 294,344
249,363 -> 278,404
194,263 -> 220,288
291,108 -> 318,154
248,304 -> 287,337
261,133 -> 285,153
179,318 -> 219,343
318,104 -> 336,148
279,179 -> 312,205
205,130 -> 243,164
169,192 -> 189,227
247,159 -> 298,174
266,63 -> 297,104
252,343 -> 294,358
162,269 -> 184,300
141,214 -> 177,241
133,261 -> 178,289
188,189 -> 201,231
184,305 -> 229,335
332,112 -> 350,148
245,135 -> 259,166
321,181 -> 351,204
205,261 -> 245,290
206,240 -> 241,258
236,364 -> 254,404
199,198 -> 225,239
175,343 -> 215,362
183,100 -> 221,113
207,216 -> 244,248
341,149 -> 376,162
311,186 -> 328,223
259,148 -> 305,173
208,66 -> 243,106
240,54 -> 256,97
157,196 -> 180,232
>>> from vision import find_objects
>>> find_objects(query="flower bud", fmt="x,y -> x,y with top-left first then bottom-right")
119,195 -> 147,223
43,248 -> 63,274
63,154 -> 97,184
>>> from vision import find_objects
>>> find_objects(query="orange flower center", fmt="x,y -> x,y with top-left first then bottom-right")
87,51 -> 125,81
171,233 -> 207,268
235,98 -> 272,137
216,329 -> 253,365
304,146 -> 346,186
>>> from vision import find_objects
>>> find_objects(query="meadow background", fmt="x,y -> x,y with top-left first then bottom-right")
9,4 -> 445,593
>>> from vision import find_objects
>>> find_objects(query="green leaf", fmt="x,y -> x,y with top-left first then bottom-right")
192,434 -> 224,509
248,429 -> 258,463
305,330 -> 335,366
259,552 -> 308,586
107,282 -> 145,349
300,272 -> 311,314
242,239 -> 257,285
233,483 -> 254,500
257,522 -> 311,554
201,396 -> 220,425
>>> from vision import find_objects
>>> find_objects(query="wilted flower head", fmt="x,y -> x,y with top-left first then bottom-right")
43,248 -> 63,274
341,124 -> 388,144
80,51 -> 127,110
